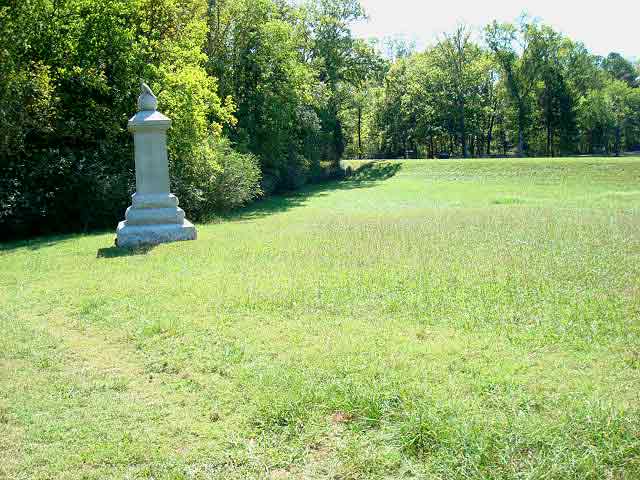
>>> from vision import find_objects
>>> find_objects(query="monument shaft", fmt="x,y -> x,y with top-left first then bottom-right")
134,130 -> 170,194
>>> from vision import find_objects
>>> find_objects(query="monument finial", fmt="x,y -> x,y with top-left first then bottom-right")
137,82 -> 158,112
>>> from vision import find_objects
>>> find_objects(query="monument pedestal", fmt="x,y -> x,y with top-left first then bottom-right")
116,220 -> 196,248
116,84 -> 197,248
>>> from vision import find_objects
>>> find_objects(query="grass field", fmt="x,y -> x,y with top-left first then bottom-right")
1,157 -> 640,479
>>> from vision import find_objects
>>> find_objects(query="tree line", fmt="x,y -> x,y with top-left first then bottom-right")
1,1 -> 639,239
360,21 -> 640,160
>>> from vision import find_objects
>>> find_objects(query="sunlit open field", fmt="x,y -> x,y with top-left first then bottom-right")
2,157 -> 640,479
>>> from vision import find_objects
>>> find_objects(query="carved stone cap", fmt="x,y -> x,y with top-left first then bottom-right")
137,82 -> 158,112
128,110 -> 171,131
129,82 -> 171,131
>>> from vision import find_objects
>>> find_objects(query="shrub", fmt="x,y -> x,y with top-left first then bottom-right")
206,138 -> 263,213
280,153 -> 311,190
173,137 -> 262,219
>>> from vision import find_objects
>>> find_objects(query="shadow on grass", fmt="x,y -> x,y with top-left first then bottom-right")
96,245 -> 156,259
345,161 -> 402,182
225,161 -> 402,223
0,230 -> 111,254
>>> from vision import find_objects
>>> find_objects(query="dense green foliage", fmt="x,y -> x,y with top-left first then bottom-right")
1,1 -> 638,239
2,157 -> 640,478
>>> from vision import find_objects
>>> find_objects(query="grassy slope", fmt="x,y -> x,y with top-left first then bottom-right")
1,157 -> 640,479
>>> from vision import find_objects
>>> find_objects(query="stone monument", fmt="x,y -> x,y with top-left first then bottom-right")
116,83 -> 197,248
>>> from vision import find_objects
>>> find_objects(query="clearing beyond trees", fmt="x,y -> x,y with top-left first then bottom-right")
1,157 -> 639,479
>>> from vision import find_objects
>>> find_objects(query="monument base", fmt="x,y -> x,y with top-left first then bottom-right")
116,220 -> 197,248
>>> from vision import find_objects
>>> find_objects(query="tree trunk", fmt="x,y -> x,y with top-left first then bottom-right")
486,116 -> 494,157
357,106 -> 362,159
503,128 -> 508,156
517,129 -> 524,157
460,100 -> 469,158
517,106 -> 526,157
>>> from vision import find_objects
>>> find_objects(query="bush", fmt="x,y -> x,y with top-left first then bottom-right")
207,139 -> 263,213
281,153 -> 311,190
173,137 -> 262,220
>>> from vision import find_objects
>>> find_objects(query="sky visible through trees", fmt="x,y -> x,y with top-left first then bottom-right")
352,0 -> 638,59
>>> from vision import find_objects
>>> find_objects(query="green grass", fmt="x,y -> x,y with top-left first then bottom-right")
2,157 -> 640,479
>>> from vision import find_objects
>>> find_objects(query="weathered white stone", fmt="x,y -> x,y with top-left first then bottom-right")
125,206 -> 185,225
131,192 -> 179,209
116,220 -> 196,248
138,83 -> 158,112
116,83 -> 196,248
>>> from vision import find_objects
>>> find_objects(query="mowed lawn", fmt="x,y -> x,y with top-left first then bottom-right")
2,157 -> 640,480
